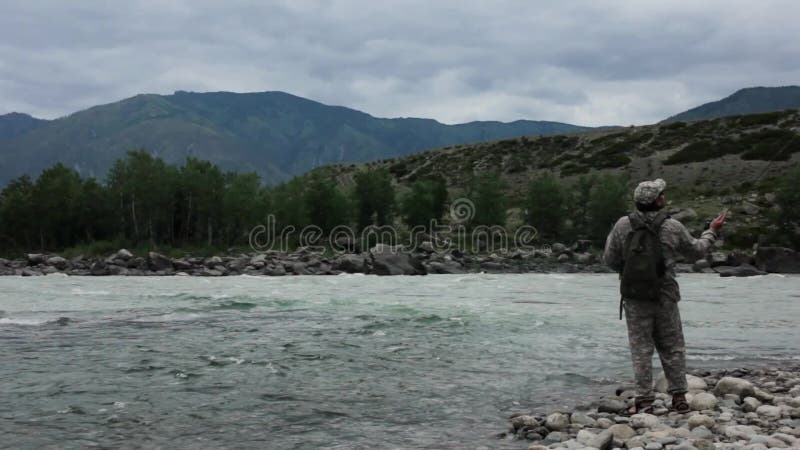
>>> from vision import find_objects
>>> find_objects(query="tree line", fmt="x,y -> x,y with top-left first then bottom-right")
2,149 -> 796,255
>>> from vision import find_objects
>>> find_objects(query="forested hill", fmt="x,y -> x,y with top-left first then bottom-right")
663,86 -> 800,123
0,90 -> 588,185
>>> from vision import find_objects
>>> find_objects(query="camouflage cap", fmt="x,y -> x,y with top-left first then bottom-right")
633,178 -> 666,205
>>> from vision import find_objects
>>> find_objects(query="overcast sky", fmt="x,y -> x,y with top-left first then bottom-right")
1,0 -> 798,126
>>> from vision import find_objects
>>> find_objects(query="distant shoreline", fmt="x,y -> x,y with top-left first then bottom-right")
2,244 -> 798,277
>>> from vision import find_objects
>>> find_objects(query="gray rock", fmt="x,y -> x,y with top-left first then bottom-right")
147,252 -> 173,271
725,425 -> 759,440
427,260 -> 465,274
692,259 -> 711,272
545,412 -> 570,431
333,254 -> 366,273
690,425 -> 714,440
114,249 -> 134,261
754,247 -> 800,273
576,429 -> 596,445
21,268 -> 42,276
715,377 -> 755,398
743,397 -> 763,413
687,414 -> 715,429
511,415 -> 540,430
596,418 -> 614,429
716,264 -> 766,277
89,260 -> 109,276
690,393 -> 719,411
587,430 -> 613,450
172,259 -> 193,271
266,265 -> 286,276
741,201 -> 760,215
755,405 -> 782,419
204,256 -> 223,268
45,256 -> 68,270
370,245 -> 426,276
199,268 -> 223,277
608,424 -> 636,440
710,252 -> 729,267
542,431 -> 566,444
645,442 -> 663,450
597,397 -> 626,413
752,388 -> 775,403
630,413 -> 659,429
557,253 -> 570,263
551,243 -> 567,254
291,262 -> 310,275
26,253 -> 46,265
570,412 -> 597,427
419,241 -> 435,253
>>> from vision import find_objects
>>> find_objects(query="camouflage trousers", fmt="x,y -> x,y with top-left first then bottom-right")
623,298 -> 688,399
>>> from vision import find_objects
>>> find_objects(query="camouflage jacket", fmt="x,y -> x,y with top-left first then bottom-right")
603,210 -> 717,302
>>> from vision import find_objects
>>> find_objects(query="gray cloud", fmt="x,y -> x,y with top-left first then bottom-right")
1,0 -> 798,126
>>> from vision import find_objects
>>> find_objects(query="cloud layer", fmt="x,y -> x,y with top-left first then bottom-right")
2,0 -> 798,126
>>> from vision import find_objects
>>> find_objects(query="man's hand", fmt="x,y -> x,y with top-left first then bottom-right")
710,210 -> 729,233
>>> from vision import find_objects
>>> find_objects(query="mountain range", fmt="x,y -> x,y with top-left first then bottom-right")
0,91 -> 587,185
1,85 -> 798,185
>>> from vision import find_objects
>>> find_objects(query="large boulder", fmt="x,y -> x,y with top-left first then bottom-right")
690,392 -> 719,411
754,246 -> 800,273
427,260 -> 465,274
715,264 -> 766,277
26,253 -> 46,265
714,377 -> 755,398
114,249 -> 134,261
369,245 -> 426,276
333,254 -> 366,273
147,252 -> 173,271
45,256 -> 69,270
90,260 -> 110,276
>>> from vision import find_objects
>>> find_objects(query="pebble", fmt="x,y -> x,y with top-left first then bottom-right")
715,377 -> 756,398
630,413 -> 659,429
743,397 -> 763,413
570,411 -> 597,427
690,426 -> 714,440
687,414 -> 715,430
596,418 -> 614,429
545,412 -> 570,431
608,424 -> 637,440
755,405 -> 782,419
690,392 -> 719,411
645,442 -> 663,450
543,431 -> 566,444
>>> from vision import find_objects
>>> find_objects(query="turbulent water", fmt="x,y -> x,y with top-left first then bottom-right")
1,273 -> 798,449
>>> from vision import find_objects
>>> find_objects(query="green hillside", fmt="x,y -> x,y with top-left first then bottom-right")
0,91 -> 588,185
664,86 -> 800,123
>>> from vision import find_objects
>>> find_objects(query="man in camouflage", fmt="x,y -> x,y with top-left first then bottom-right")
603,178 -> 727,413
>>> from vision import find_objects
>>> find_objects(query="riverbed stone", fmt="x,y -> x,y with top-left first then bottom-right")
543,431 -> 566,444
743,397 -> 763,413
511,415 -> 540,430
655,374 -> 709,393
725,425 -> 759,440
587,430 -> 613,450
690,393 -> 719,411
715,377 -> 756,398
755,405 -> 782,419
631,413 -> 659,429
596,418 -> 614,429
688,414 -> 716,430
570,412 -> 597,427
597,397 -> 626,413
147,252 -> 173,271
608,423 -> 637,440
545,412 -> 570,431
690,425 -> 714,440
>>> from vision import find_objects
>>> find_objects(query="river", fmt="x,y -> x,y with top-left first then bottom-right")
1,273 -> 798,449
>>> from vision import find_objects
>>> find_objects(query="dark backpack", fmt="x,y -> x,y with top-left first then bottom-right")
620,211 -> 668,302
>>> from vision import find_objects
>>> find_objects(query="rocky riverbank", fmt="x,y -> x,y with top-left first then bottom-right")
1,244 -> 798,277
503,366 -> 800,450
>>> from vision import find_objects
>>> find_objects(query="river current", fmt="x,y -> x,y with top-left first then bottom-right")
1,273 -> 798,449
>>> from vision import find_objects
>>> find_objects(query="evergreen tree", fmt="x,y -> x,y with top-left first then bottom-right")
587,174 -> 628,240
400,176 -> 448,230
469,172 -> 506,227
353,168 -> 395,230
524,173 -> 564,239
304,173 -> 350,234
